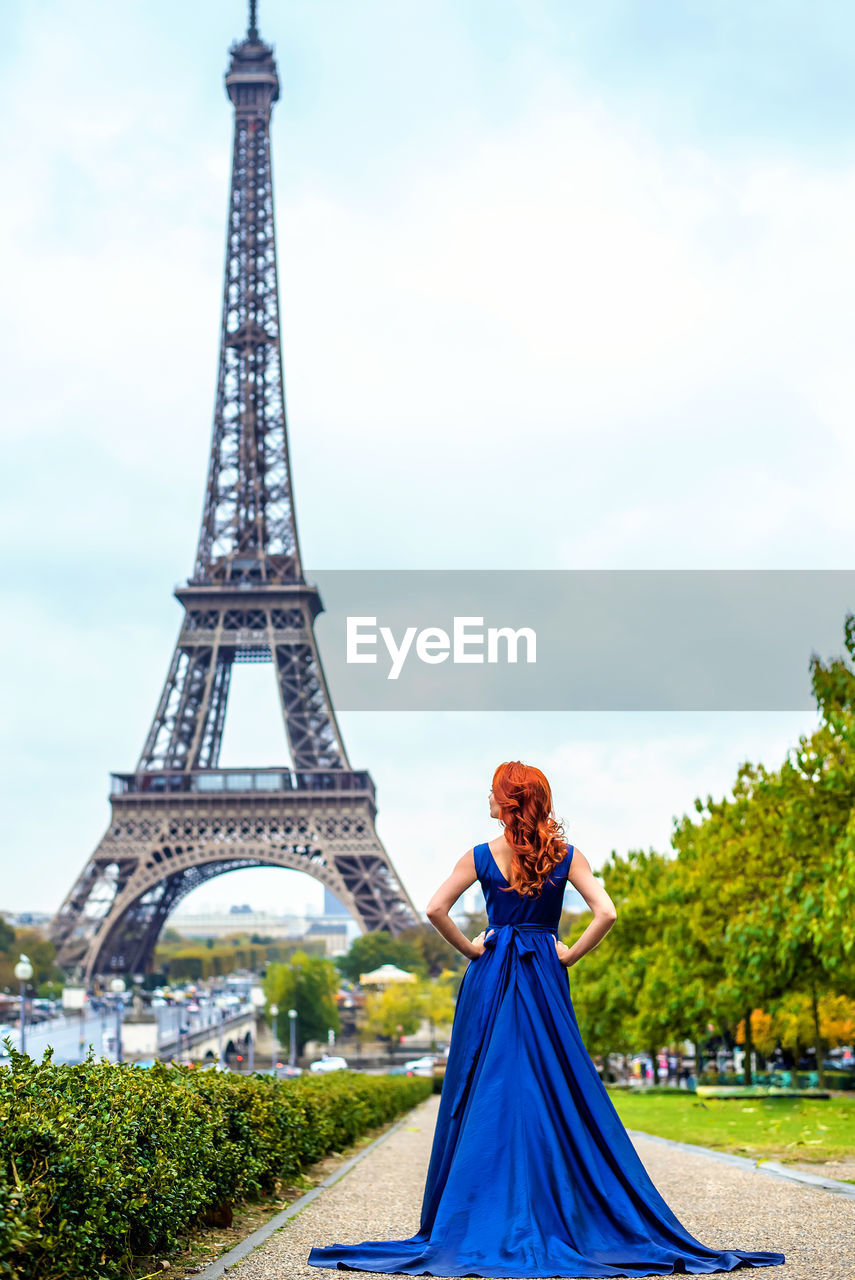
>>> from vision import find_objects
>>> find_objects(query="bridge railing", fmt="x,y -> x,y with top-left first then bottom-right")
110,768 -> 375,800
157,1003 -> 255,1052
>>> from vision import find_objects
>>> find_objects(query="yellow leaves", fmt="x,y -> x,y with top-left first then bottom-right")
735,1010 -> 775,1055
750,990 -> 855,1055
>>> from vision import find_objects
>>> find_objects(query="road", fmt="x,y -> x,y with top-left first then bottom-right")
2,998 -> 253,1065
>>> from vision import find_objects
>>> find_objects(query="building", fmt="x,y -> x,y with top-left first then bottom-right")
304,920 -> 350,957
166,904 -> 360,957
167,907 -> 308,941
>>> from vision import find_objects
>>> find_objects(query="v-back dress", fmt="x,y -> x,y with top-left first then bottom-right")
306,840 -> 785,1278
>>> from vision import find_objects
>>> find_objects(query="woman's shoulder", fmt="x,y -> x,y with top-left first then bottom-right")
472,840 -> 488,875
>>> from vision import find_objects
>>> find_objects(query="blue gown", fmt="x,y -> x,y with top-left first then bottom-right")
307,841 -> 785,1278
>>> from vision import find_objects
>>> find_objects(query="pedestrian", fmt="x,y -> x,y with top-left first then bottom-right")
307,761 -> 785,1277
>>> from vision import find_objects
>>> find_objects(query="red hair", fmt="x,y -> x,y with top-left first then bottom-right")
492,761 -> 568,896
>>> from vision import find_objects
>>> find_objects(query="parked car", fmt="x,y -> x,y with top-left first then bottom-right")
32,999 -> 59,1017
823,1055 -> 855,1071
309,1054 -> 348,1073
402,1055 -> 436,1077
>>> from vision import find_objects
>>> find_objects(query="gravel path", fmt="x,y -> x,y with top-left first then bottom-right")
214,1093 -> 854,1280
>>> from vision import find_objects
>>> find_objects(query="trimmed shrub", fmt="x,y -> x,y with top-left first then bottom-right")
0,1041 -> 431,1279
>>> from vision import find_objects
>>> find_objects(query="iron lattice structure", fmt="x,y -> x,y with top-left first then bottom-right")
50,8 -> 420,982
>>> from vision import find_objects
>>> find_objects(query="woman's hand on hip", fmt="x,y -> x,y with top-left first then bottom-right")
554,938 -> 575,967
469,930 -> 488,959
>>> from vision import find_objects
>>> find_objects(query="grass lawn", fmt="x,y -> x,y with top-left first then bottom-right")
608,1089 -> 855,1165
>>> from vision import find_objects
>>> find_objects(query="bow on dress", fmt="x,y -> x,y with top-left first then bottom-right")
481,921 -> 557,959
447,923 -> 559,1117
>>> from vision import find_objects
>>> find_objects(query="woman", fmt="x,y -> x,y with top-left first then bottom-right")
307,761 -> 785,1278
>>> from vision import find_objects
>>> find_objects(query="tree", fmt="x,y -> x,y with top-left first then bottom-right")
265,951 -> 341,1054
569,849 -> 669,1070
418,975 -> 457,1048
704,763 -> 792,1084
750,991 -> 855,1066
799,617 -> 855,993
398,922 -> 466,978
335,931 -> 422,983
361,984 -> 424,1050
0,928 -> 63,992
735,1009 -> 775,1058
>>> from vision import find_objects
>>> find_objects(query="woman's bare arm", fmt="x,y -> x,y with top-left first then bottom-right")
425,848 -> 482,961
555,849 -> 617,968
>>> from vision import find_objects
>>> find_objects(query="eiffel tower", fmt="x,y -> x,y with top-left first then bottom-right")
50,3 -> 420,983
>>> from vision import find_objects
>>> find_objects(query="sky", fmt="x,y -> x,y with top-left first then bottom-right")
2,0 -> 855,921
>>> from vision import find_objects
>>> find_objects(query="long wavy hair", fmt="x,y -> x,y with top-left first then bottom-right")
492,761 -> 569,896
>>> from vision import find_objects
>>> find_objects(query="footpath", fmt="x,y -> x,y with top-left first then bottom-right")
196,1092 -> 855,1280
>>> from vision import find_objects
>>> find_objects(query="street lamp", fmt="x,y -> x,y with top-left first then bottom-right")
269,1003 -> 279,1078
248,986 -> 266,1073
109,977 -> 126,1064
288,1007 -> 297,1067
14,955 -> 33,1056
172,990 -> 184,1064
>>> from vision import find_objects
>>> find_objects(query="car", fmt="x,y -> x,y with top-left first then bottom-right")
309,1054 -> 348,1073
402,1055 -> 436,1077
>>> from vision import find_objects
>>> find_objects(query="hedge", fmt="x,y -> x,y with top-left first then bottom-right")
0,1039 -> 432,1280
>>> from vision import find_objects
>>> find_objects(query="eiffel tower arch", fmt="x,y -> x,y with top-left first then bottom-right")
50,5 -> 420,984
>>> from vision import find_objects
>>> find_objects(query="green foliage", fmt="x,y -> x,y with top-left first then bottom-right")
355,971 -> 458,1048
0,1037 -> 430,1280
334,931 -> 423,983
0,918 -> 15,953
360,982 -> 424,1043
154,931 -> 323,982
0,927 -> 64,993
568,613 -> 855,1068
419,974 -> 457,1041
397,922 -> 465,978
744,991 -> 855,1059
264,951 -> 341,1053
567,849 -> 667,1058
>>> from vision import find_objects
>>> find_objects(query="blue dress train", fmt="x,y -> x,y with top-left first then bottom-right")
306,841 -> 785,1278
